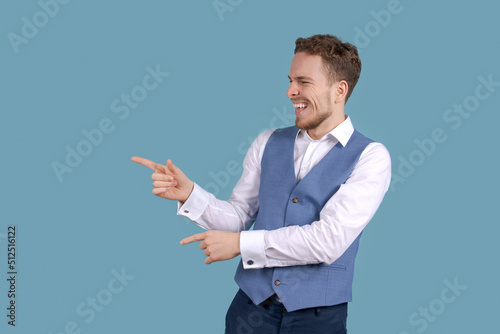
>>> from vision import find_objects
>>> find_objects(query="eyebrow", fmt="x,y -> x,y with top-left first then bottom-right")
288,75 -> 315,81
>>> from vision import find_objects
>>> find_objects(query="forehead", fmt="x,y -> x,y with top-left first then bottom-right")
288,52 -> 328,81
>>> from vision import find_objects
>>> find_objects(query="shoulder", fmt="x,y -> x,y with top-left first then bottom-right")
257,125 -> 300,147
244,126 -> 298,171
357,142 -> 391,173
344,141 -> 391,193
242,129 -> 276,172
255,128 -> 276,145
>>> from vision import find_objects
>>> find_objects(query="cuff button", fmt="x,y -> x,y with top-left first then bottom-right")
184,210 -> 189,214
247,260 -> 254,265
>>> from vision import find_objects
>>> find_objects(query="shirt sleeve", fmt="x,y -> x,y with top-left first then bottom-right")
240,142 -> 391,269
176,129 -> 275,233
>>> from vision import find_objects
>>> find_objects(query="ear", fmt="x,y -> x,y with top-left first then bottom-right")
334,80 -> 349,104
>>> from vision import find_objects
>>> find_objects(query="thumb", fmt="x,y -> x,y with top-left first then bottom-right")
166,159 -> 181,175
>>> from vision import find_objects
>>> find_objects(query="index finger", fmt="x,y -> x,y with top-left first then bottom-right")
131,156 -> 164,172
180,232 -> 207,245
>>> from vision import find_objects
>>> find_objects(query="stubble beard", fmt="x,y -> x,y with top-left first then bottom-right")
295,109 -> 332,131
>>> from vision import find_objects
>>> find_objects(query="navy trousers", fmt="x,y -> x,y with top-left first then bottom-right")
225,289 -> 348,334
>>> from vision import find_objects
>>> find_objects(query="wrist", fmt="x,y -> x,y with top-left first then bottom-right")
181,181 -> 195,203
236,232 -> 241,255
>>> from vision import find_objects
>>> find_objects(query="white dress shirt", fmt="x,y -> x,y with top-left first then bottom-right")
178,116 -> 391,270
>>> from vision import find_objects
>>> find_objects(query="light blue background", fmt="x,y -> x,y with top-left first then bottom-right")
1,0 -> 499,333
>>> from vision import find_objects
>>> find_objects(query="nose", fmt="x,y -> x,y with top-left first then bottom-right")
286,82 -> 299,98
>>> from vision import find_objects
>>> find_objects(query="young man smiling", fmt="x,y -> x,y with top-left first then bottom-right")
132,34 -> 391,333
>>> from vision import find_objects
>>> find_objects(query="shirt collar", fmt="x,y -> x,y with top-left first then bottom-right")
297,115 -> 354,147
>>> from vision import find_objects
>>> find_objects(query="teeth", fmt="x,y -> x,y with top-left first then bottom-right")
293,103 -> 307,109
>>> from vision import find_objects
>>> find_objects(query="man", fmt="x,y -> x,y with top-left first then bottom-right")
132,34 -> 391,333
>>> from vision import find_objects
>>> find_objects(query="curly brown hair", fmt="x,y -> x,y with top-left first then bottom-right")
294,34 -> 361,102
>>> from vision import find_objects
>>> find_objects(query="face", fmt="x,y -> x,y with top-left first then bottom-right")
287,52 -> 338,133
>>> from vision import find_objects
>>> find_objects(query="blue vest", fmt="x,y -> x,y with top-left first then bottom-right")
234,125 -> 374,312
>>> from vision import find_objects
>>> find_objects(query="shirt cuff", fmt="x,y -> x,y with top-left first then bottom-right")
240,230 -> 266,269
177,183 -> 209,221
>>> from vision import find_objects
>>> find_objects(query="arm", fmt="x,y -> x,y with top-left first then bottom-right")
239,142 -> 391,269
131,155 -> 249,265
131,129 -> 272,228
176,129 -> 274,232
132,130 -> 274,264
177,130 -> 276,264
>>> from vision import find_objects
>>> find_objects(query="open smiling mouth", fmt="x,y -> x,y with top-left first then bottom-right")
293,102 -> 309,116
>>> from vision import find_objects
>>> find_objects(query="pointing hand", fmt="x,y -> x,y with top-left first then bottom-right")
180,231 -> 241,264
131,157 -> 194,202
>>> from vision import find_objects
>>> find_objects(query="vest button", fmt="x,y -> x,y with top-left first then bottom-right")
274,280 -> 281,286
247,260 -> 254,265
292,197 -> 299,203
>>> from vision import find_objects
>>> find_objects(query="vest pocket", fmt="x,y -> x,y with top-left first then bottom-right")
321,264 -> 347,271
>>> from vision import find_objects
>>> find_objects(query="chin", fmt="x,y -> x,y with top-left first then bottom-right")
295,118 -> 317,131
295,119 -> 305,130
